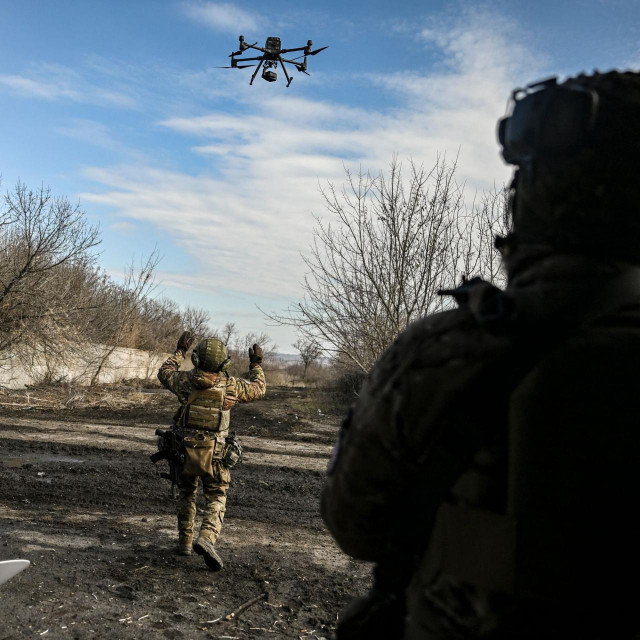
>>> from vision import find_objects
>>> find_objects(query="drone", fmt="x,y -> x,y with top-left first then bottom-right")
218,35 -> 328,87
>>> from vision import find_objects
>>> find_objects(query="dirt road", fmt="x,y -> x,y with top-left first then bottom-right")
0,385 -> 371,639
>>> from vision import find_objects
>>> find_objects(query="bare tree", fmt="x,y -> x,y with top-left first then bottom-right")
214,328 -> 277,375
218,322 -> 238,347
127,296 -> 182,353
455,186 -> 510,288
180,305 -> 212,341
237,331 -> 277,367
117,298 -> 213,354
269,157 -> 509,373
0,182 -> 100,364
88,252 -> 159,386
0,180 -> 222,384
292,338 -> 322,380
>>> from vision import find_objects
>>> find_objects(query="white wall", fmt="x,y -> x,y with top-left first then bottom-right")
0,345 -> 168,389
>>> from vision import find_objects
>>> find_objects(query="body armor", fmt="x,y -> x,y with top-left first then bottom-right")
182,384 -> 231,435
177,377 -> 232,472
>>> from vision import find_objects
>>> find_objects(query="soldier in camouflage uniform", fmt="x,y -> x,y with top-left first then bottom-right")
158,332 -> 266,570
322,71 -> 640,638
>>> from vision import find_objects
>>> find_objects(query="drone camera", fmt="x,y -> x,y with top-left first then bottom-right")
263,70 -> 277,82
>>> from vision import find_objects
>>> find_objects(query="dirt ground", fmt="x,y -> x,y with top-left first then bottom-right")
0,382 -> 372,639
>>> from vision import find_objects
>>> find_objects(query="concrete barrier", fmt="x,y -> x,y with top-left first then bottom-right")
0,345 -> 168,389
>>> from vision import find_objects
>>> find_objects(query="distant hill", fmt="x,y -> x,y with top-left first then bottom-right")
269,352 -> 331,366
270,352 -> 301,364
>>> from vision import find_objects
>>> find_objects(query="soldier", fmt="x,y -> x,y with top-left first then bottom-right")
322,71 -> 640,638
158,332 -> 266,570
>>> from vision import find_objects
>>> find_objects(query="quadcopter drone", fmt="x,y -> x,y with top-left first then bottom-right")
218,35 -> 327,87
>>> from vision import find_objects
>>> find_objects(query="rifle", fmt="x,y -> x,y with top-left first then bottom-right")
150,428 -> 184,499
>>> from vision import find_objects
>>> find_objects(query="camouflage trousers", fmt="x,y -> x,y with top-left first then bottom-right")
177,460 -> 231,544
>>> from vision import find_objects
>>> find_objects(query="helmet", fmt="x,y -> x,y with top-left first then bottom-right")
191,338 -> 231,373
497,71 -> 640,263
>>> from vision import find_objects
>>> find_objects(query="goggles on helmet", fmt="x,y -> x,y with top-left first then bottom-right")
497,77 -> 599,164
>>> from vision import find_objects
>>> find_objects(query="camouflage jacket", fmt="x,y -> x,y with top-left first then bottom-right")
157,351 -> 266,413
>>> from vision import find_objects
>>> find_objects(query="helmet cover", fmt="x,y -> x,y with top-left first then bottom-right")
191,338 -> 231,373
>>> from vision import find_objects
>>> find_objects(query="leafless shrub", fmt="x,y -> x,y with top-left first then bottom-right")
208,321 -> 277,374
88,252 -> 160,386
268,156 -> 509,373
292,338 -> 322,380
180,305 -> 212,341
0,181 -> 100,367
0,180 -> 216,385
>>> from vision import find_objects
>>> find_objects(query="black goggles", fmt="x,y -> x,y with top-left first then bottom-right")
497,77 -> 599,164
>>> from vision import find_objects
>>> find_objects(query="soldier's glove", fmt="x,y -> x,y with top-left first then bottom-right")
176,330 -> 195,355
248,343 -> 263,368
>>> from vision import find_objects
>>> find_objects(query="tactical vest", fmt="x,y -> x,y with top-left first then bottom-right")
181,382 -> 231,436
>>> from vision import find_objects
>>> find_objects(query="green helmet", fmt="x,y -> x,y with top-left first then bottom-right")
191,338 -> 231,373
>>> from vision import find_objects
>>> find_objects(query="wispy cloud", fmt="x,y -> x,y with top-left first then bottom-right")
81,9 -> 545,303
57,119 -> 124,151
108,221 -> 138,233
0,62 -> 137,108
181,1 -> 265,34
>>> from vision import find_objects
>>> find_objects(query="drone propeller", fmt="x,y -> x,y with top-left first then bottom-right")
289,46 -> 328,62
216,64 -> 257,69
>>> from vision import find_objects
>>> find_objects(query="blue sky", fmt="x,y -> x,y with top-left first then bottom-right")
1,0 -> 639,351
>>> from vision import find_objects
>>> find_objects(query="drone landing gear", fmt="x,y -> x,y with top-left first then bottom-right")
278,56 -> 293,87
250,59 -> 264,85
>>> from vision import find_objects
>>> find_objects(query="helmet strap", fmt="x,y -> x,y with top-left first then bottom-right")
216,356 -> 231,373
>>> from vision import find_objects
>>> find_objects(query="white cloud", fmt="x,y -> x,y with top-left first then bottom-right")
0,63 -> 137,108
108,221 -> 138,233
181,1 -> 264,34
58,120 -> 123,151
0,74 -> 76,100
80,9 -> 544,304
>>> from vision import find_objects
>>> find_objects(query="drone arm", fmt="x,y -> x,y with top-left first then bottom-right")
249,58 -> 264,85
280,46 -> 306,54
281,57 -> 310,75
230,42 -> 260,56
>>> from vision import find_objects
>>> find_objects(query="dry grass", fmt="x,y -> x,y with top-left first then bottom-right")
0,381 -> 157,411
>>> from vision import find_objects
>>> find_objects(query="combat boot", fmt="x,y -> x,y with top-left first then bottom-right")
193,536 -> 223,571
176,534 -> 193,556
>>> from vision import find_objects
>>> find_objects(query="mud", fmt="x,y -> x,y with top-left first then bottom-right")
0,385 -> 371,639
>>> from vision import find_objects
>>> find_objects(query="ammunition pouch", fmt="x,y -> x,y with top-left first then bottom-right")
181,433 -> 227,477
222,436 -> 243,469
